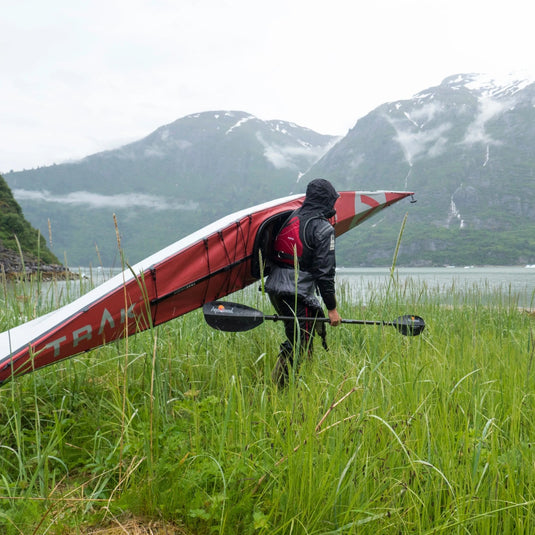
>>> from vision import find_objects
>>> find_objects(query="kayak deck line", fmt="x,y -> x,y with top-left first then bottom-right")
150,253 -> 253,306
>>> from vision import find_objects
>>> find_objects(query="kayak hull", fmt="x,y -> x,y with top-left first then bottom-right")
0,190 -> 413,384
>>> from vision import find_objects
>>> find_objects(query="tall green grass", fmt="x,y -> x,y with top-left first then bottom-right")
1,275 -> 534,534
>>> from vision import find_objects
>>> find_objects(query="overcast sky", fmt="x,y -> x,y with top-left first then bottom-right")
1,0 -> 533,173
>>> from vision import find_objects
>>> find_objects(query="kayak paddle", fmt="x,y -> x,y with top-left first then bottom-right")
203,301 -> 425,336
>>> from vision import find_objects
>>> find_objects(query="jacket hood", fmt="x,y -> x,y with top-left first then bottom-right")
300,179 -> 340,218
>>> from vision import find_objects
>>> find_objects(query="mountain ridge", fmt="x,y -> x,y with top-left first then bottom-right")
304,72 -> 535,266
5,73 -> 535,267
5,111 -> 337,265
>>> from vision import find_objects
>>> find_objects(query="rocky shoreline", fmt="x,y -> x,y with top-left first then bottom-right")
0,244 -> 77,281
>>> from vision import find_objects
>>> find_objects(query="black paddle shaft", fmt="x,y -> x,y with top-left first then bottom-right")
203,302 -> 425,336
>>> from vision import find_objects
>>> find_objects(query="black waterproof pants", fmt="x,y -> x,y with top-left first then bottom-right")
268,293 -> 323,386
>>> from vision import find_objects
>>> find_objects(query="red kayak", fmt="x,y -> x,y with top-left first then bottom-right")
0,190 -> 413,384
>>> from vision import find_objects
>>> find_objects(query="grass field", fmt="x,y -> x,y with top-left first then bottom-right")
1,272 -> 534,534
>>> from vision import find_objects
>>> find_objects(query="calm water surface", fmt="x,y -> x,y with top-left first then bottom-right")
337,266 -> 535,308
6,266 -> 535,309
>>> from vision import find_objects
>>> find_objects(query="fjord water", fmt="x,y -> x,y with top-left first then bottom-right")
6,266 -> 534,311
337,266 -> 535,308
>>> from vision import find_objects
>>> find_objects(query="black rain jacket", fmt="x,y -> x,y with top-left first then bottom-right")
264,179 -> 339,310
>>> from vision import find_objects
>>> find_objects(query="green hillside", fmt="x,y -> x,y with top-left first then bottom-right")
0,174 -> 60,270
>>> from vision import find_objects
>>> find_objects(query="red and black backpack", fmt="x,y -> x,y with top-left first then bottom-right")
272,212 -> 320,270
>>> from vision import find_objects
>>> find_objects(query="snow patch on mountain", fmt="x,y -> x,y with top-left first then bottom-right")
267,120 -> 312,136
460,72 -> 533,98
387,73 -> 535,160
443,72 -> 534,96
225,115 -> 255,135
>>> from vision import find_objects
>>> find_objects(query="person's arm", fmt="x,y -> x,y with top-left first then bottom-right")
310,221 -> 339,320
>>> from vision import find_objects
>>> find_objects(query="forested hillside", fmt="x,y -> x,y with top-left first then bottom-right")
0,174 -> 61,275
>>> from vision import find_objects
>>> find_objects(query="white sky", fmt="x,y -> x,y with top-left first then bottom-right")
1,0 -> 533,172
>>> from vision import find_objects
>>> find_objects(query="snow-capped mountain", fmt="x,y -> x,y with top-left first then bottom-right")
442,72 -> 534,98
4,74 -> 535,267
306,73 -> 535,265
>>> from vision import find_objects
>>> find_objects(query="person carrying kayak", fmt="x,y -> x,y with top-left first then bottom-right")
264,178 -> 342,387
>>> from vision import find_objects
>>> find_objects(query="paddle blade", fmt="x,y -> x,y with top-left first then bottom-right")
393,315 -> 425,336
203,301 -> 265,332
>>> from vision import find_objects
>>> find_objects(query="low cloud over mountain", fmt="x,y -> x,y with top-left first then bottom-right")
6,74 -> 535,267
